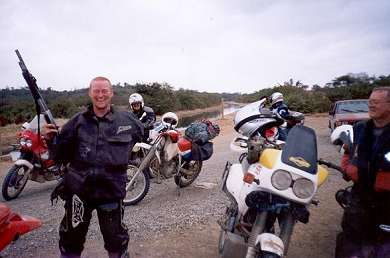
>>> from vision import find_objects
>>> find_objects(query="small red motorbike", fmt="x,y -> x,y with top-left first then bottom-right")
0,203 -> 41,252
2,116 -> 63,201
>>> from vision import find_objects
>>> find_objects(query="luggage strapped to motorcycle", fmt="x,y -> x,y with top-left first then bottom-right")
184,119 -> 220,145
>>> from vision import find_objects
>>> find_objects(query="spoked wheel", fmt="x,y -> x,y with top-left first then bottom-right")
2,165 -> 29,201
123,164 -> 150,206
148,154 -> 160,178
174,160 -> 202,188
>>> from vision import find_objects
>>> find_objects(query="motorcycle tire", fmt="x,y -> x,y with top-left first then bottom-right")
174,160 -> 202,188
2,165 -> 29,201
123,164 -> 150,206
256,252 -> 281,258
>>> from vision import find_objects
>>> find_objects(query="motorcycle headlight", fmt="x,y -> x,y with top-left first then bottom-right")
271,170 -> 292,190
293,178 -> 315,199
20,137 -> 26,146
26,139 -> 33,148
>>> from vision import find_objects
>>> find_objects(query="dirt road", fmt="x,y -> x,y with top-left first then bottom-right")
0,114 -> 349,257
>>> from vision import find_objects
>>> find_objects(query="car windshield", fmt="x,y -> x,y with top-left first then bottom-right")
336,101 -> 368,114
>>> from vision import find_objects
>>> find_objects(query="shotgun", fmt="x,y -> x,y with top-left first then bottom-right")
15,49 -> 57,127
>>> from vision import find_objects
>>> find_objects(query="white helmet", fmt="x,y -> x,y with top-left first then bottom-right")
330,124 -> 353,145
161,112 -> 179,129
270,92 -> 284,106
129,93 -> 144,110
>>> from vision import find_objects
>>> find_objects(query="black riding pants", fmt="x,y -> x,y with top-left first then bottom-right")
335,194 -> 390,258
59,197 -> 129,256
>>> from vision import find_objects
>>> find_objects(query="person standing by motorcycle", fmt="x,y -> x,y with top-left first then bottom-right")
269,92 -> 290,140
336,86 -> 390,258
128,93 -> 156,140
43,77 -> 144,258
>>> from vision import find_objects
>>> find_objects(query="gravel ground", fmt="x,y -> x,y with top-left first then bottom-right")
0,114 -> 349,257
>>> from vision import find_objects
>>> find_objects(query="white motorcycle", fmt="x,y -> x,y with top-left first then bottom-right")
218,101 -> 329,258
124,112 -> 203,206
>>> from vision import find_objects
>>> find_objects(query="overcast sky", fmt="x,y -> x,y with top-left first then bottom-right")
1,0 -> 389,93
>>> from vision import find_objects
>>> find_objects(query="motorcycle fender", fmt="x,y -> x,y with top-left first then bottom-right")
15,159 -> 34,170
132,142 -> 151,152
255,233 -> 284,257
0,204 -> 41,251
226,164 -> 244,200
226,164 -> 249,214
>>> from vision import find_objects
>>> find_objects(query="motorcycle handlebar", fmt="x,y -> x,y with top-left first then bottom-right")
318,159 -> 343,173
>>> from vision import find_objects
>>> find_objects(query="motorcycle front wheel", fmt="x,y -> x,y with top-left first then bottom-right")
2,165 -> 29,201
174,160 -> 202,188
123,164 -> 150,206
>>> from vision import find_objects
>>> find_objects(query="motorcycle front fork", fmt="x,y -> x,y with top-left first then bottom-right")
246,211 -> 268,258
246,211 -> 295,257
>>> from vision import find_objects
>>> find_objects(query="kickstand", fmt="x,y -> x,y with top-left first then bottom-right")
156,171 -> 163,184
176,183 -> 181,196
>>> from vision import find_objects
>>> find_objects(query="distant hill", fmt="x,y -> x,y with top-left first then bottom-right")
1,73 -> 389,126
0,82 -> 241,126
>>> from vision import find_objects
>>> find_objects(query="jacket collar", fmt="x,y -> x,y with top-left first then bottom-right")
83,104 -> 115,121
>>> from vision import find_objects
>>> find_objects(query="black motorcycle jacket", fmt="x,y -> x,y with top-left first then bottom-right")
50,105 -> 144,202
346,120 -> 390,195
340,120 -> 390,240
133,105 -> 156,130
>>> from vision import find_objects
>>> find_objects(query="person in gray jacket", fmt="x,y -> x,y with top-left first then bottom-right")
44,76 -> 144,258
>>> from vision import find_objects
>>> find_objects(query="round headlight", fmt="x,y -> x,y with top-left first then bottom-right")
293,178 -> 315,199
26,139 -> 33,148
271,170 -> 292,190
20,137 -> 26,146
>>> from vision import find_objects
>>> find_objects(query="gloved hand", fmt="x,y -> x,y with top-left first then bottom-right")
50,178 -> 67,205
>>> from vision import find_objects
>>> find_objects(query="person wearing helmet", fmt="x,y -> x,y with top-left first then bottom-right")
270,92 -> 289,120
129,93 -> 156,139
269,92 -> 290,141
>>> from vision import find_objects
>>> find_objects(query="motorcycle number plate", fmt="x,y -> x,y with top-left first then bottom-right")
10,151 -> 21,162
248,163 -> 261,175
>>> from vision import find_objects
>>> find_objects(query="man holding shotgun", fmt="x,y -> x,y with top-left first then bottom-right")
43,77 -> 143,258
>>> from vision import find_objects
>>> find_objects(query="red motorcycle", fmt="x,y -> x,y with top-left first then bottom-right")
0,203 -> 41,251
2,116 -> 63,201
